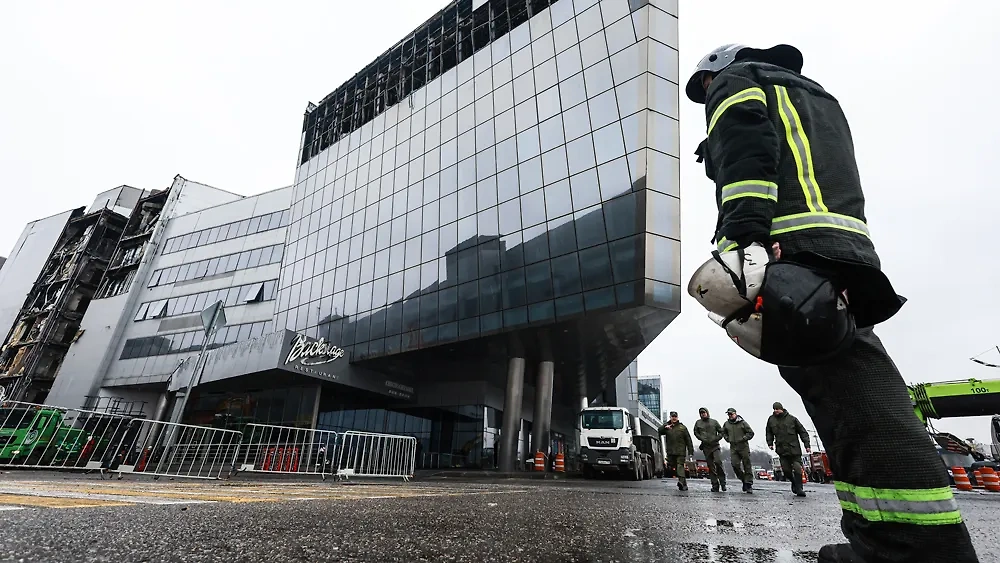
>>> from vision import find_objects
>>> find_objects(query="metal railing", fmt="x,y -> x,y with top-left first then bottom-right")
336,431 -> 416,481
1,400 -> 136,471
111,419 -> 242,480
234,423 -> 339,479
4,399 -> 418,482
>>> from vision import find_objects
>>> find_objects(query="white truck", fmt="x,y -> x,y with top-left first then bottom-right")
579,406 -> 649,480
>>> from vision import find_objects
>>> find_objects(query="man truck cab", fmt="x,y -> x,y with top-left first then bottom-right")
579,406 -> 646,480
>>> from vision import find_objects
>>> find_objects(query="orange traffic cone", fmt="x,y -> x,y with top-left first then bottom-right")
981,467 -> 1000,492
952,467 -> 973,491
533,451 -> 546,472
554,453 -> 565,473
973,470 -> 985,489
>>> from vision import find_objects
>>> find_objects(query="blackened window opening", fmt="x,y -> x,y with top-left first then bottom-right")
300,0 -> 560,165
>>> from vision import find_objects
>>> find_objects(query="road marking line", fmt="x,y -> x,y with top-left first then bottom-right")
0,494 -> 130,509
0,487 -> 210,506
0,505 -> 26,511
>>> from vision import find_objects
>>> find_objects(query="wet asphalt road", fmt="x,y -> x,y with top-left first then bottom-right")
0,473 -> 997,563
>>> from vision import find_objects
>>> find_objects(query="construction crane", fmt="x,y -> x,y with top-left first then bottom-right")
907,377 -> 1000,460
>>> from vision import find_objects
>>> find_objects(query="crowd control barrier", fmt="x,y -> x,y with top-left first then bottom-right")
0,400 -> 135,471
235,423 -> 339,478
336,431 -> 416,481
110,419 -> 242,480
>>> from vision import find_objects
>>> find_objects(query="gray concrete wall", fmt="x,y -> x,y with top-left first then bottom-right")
170,177 -> 245,216
45,294 -> 131,409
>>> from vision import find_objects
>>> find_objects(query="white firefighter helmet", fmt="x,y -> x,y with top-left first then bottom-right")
689,244 -> 855,367
687,243 -> 770,319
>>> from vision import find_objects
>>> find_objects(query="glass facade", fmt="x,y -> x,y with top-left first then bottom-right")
162,210 -> 290,254
148,244 -> 284,287
637,375 -> 661,418
168,0 -> 682,470
119,320 -> 274,360
277,0 -> 681,374
133,279 -> 278,322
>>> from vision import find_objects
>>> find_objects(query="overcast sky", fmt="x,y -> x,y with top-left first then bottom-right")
2,1 -> 998,448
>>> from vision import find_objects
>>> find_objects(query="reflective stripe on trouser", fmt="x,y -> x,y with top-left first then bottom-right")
731,448 -> 753,483
705,448 -> 726,487
779,328 -> 979,562
835,483 -> 961,526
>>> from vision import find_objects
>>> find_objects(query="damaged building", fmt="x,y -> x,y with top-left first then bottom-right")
0,187 -> 139,403
1,0 -> 680,470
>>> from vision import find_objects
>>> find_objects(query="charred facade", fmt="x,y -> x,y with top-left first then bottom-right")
0,208 -> 127,402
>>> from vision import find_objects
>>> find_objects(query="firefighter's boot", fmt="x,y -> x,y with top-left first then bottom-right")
818,544 -> 865,563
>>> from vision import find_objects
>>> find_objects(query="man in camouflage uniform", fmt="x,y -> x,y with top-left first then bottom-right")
659,411 -> 694,491
694,407 -> 727,492
766,402 -> 810,497
723,407 -> 756,493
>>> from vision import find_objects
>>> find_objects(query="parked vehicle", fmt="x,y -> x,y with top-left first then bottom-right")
809,451 -> 834,483
633,435 -> 664,479
1,405 -> 87,464
579,407 -> 646,480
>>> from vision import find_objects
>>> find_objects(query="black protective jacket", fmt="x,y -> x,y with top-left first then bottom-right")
696,61 -> 904,328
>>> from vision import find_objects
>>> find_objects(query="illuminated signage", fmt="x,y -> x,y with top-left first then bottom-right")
284,334 -> 345,366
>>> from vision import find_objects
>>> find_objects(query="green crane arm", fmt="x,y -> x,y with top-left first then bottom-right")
908,378 -> 1000,423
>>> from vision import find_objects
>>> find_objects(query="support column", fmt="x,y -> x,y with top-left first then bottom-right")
498,357 -> 526,473
531,360 -> 555,465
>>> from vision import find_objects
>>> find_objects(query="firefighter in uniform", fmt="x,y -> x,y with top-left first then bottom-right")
685,44 -> 979,562
722,407 -> 755,493
765,402 -> 810,497
658,411 -> 694,491
693,407 -> 727,492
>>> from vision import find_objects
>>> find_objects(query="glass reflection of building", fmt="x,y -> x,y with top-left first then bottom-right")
182,0 -> 682,470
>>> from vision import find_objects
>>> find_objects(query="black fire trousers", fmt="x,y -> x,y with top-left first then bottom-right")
778,328 -> 979,562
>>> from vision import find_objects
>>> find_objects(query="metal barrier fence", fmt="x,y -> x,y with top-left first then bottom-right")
235,423 -> 338,479
4,399 -> 416,481
336,431 -> 416,481
1,400 -> 135,471
111,419 -> 242,480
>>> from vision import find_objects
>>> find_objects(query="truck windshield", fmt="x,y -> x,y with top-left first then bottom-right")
0,408 -> 35,430
582,411 -> 623,430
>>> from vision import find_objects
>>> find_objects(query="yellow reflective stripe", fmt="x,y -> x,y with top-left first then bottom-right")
716,237 -> 738,253
721,180 -> 778,204
835,482 -> 963,526
774,86 -> 827,213
707,87 -> 767,135
770,212 -> 870,238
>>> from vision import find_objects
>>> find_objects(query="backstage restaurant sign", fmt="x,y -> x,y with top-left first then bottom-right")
285,334 -> 346,368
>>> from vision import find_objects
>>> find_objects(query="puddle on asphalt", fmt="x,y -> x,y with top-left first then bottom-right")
677,543 -> 819,562
705,518 -> 745,529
